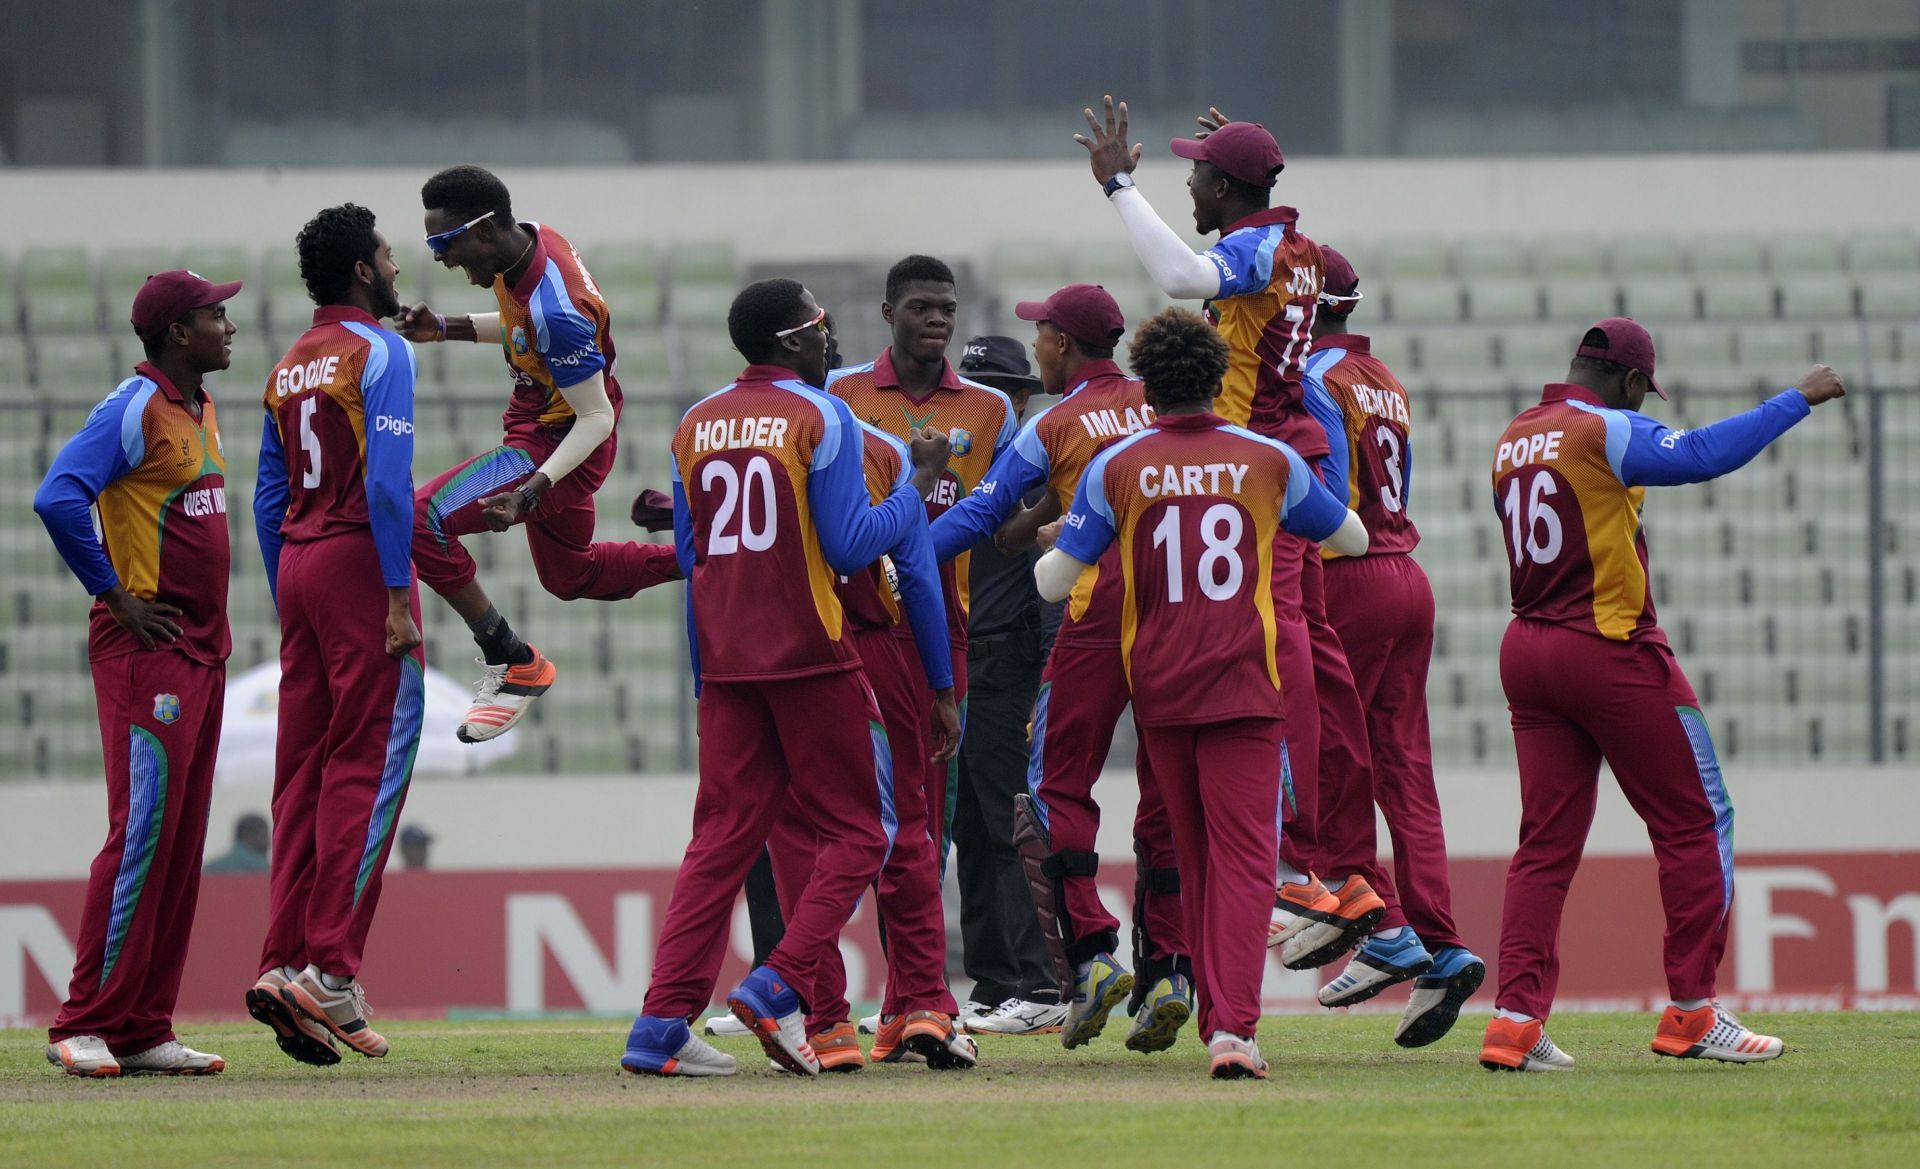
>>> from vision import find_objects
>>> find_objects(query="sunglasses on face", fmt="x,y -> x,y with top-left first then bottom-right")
425,211 -> 494,258
774,307 -> 829,339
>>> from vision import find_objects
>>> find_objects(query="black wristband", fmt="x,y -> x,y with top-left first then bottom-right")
1103,173 -> 1135,198
517,484 -> 542,513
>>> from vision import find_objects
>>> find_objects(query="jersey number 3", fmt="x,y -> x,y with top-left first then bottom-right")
703,455 -> 778,555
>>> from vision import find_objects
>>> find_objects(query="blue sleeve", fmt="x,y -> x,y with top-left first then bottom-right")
1054,456 -> 1120,566
1277,445 -> 1350,542
32,387 -> 143,597
254,410 -> 290,603
1200,226 -> 1275,299
888,512 -> 954,691
1301,354 -> 1349,498
530,271 -> 607,389
810,396 -> 919,575
670,465 -> 701,691
360,332 -> 418,588
929,423 -> 1050,561
1612,390 -> 1812,488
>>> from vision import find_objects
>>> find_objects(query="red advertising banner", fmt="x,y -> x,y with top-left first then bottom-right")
4,852 -> 1916,1027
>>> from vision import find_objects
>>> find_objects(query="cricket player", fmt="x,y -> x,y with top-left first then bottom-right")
929,284 -> 1195,1053
1035,307 -> 1367,1079
394,165 -> 678,744
1480,319 -> 1844,1071
828,256 -> 1016,874
1075,97 -> 1387,964
250,204 -> 423,1063
1301,247 -> 1485,1048
34,270 -> 241,1077
766,421 -> 972,1071
621,279 -> 950,1079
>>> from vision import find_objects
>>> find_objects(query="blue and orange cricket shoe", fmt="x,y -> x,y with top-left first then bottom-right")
726,965 -> 821,1077
621,1015 -> 737,1077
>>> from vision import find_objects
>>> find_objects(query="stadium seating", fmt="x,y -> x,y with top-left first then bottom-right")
0,229 -> 1910,777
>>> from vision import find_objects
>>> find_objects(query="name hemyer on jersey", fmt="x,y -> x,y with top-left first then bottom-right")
1351,383 -> 1410,426
1139,462 -> 1251,497
692,416 -> 790,453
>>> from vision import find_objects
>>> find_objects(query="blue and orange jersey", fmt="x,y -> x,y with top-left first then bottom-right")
832,424 -> 954,690
1492,382 -> 1812,642
1057,411 -> 1349,726
32,362 -> 231,666
254,306 -> 418,599
488,222 -> 622,435
1201,206 -> 1328,458
1303,333 -> 1419,558
931,359 -> 1153,647
828,348 -> 1016,644
671,364 -> 941,684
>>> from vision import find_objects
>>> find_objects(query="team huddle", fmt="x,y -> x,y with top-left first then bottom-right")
33,96 -> 1845,1081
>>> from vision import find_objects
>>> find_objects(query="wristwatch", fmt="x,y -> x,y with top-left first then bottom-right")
1103,173 -> 1135,198
516,484 -> 542,514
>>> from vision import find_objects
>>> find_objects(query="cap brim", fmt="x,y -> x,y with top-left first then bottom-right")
1013,300 -> 1051,322
1648,376 -> 1668,400
968,372 -> 1045,394
198,279 -> 244,307
1168,137 -> 1207,161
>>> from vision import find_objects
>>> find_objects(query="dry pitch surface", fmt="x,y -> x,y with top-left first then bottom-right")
4,1012 -> 1918,1168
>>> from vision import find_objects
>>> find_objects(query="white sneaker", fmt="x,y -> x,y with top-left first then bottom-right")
456,649 -> 555,743
1523,1030 -> 1577,1071
956,999 -> 994,1029
663,1032 -> 738,1077
118,1040 -> 226,1076
856,1011 -> 882,1035
966,997 -> 1070,1035
1207,1032 -> 1270,1080
703,1012 -> 751,1037
46,1036 -> 119,1078
1653,1002 -> 1784,1063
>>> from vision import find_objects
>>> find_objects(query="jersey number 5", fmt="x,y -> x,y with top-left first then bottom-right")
1501,468 -> 1564,566
1151,503 -> 1246,603
703,455 -> 778,555
298,397 -> 322,490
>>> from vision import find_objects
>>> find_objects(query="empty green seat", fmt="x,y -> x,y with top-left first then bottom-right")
1610,235 -> 1685,277
0,335 -> 30,401
668,282 -> 735,330
1366,329 -> 1415,374
1813,320 -> 1896,368
1621,276 -> 1697,320
1689,234 -> 1765,276
1844,228 -> 1917,274
99,248 -> 179,329
1778,274 -> 1856,319
1454,237 -> 1529,279
32,334 -> 124,401
1735,324 -> 1813,389
1769,236 -> 1843,276
1541,276 -> 1617,321
1376,237 -> 1451,280
1387,279 -> 1461,324
20,247 -> 98,334
1699,276 -> 1775,320
1651,325 -> 1734,390
1466,278 -> 1539,322
1533,235 -> 1606,278
1859,272 -> 1920,318
665,241 -> 738,285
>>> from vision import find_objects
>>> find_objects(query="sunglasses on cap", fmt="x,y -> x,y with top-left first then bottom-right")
774,307 -> 829,339
425,211 -> 495,258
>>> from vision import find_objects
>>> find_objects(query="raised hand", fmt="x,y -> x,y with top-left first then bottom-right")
392,302 -> 443,342
1194,106 -> 1231,138
1074,94 -> 1144,185
1796,364 -> 1846,406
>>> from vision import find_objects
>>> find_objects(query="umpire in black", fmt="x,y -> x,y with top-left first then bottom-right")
950,335 -> 1068,1033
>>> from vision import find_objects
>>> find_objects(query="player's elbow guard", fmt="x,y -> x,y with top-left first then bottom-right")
1033,548 -> 1085,603
1324,510 -> 1369,558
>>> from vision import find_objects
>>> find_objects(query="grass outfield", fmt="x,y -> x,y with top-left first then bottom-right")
3,1012 -> 1918,1168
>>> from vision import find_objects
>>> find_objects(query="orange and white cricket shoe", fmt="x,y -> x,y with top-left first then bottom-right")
246,967 -> 340,1066
900,1010 -> 978,1070
282,966 -> 388,1058
1279,875 -> 1385,970
810,1022 -> 867,1073
1480,1016 -> 1575,1072
1207,1032 -> 1269,1080
457,647 -> 557,743
117,1040 -> 226,1076
1651,1003 -> 1784,1063
867,1014 -> 914,1063
1268,874 -> 1341,947
45,1036 -> 119,1078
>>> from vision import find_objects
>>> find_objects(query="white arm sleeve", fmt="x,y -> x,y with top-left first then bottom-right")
1033,548 -> 1092,603
533,370 -> 615,485
466,311 -> 502,339
1323,509 -> 1370,558
1109,187 -> 1225,300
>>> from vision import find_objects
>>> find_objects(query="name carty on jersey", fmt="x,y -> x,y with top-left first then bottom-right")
1079,405 -> 1154,440
1351,383 -> 1410,426
1495,430 -> 1564,472
691,415 -> 791,453
1139,462 -> 1251,497
274,355 -> 342,397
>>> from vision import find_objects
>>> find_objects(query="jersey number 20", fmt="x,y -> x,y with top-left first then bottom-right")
1150,503 -> 1245,603
703,455 -> 778,555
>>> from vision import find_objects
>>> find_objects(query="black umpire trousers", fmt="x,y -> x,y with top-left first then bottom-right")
954,630 -> 1057,1006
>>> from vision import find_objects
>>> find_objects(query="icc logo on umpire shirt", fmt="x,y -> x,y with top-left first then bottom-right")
153,693 -> 181,724
950,427 -> 974,456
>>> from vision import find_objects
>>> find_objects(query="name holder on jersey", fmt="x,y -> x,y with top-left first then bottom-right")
692,415 -> 789,453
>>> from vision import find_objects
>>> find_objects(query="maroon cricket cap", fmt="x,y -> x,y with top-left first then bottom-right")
1318,245 -> 1364,310
1169,121 -> 1285,188
1014,283 -> 1126,349
130,269 -> 244,341
1576,316 -> 1667,400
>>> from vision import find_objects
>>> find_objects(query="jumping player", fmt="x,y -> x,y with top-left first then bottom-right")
828,255 -> 1017,871
621,279 -> 950,1079
248,205 -> 423,1064
1300,248 -> 1486,1047
1480,319 -> 1844,1071
765,420 -> 972,1071
34,270 -> 241,1077
394,165 -> 678,743
1075,97 -> 1386,965
929,284 -> 1194,1053
1035,307 -> 1366,1079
